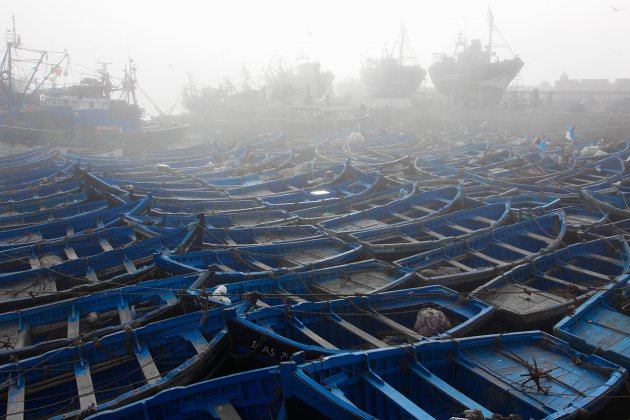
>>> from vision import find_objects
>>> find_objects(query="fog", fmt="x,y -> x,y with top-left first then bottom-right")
4,0 -> 628,113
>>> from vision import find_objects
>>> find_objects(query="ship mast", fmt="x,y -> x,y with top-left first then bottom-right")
2,15 -> 19,114
395,24 -> 419,66
399,24 -> 405,65
487,9 -> 494,61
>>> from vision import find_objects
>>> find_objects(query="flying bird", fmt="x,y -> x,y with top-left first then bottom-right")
610,5 -> 623,12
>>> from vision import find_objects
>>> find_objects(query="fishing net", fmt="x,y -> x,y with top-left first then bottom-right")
39,254 -> 65,267
419,266 -> 461,277
413,307 -> 451,336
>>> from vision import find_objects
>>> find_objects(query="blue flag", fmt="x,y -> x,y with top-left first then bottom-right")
565,125 -> 576,142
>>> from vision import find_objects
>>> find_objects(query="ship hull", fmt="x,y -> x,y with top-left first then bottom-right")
429,57 -> 524,106
361,65 -> 426,98
0,123 -> 188,153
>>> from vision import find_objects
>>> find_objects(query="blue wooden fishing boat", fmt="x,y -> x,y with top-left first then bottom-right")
415,141 -> 489,163
345,131 -> 419,154
484,193 -> 560,217
0,195 -> 151,250
129,186 -> 226,201
195,224 -> 324,248
463,170 -> 575,196
0,222 -> 199,313
395,211 -> 566,290
259,168 -> 384,212
554,274 -> 629,369
226,162 -> 346,198
575,138 -> 630,160
554,155 -> 625,190
226,285 -> 494,365
0,272 -> 206,363
293,180 -> 413,224
0,191 -> 88,216
155,237 -> 362,277
560,204 -> 608,235
151,197 -> 262,213
326,136 -> 415,167
95,174 -> 209,192
142,141 -> 220,161
128,208 -> 298,228
472,237 -> 630,327
0,307 -> 232,419
0,176 -> 80,203
466,155 -> 624,197
319,185 -> 462,237
0,199 -> 110,230
579,217 -> 630,242
350,202 -> 510,260
414,147 -> 513,179
0,147 -> 59,173
78,169 -> 224,202
580,186 -> 630,219
314,140 -> 373,163
84,331 -> 627,420
283,331 -> 626,420
0,223 -> 170,275
485,153 -> 571,183
190,259 -> 418,304
0,145 -> 53,168
85,365 -> 290,420
196,152 -> 299,187
0,163 -> 69,190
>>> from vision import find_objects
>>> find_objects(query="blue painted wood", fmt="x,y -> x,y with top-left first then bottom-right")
226,285 -> 494,365
0,199 -> 109,229
0,220 -> 198,312
319,185 -> 462,237
189,259 -> 418,305
0,195 -> 151,250
293,180 -> 412,224
395,211 -> 566,290
472,237 -> 630,327
151,197 -> 262,213
484,193 -> 560,216
0,191 -> 87,216
155,237 -> 363,277
0,272 -> 203,362
560,205 -> 608,232
128,208 -> 298,229
554,274 -> 630,369
350,201 -> 510,260
195,224 -> 324,248
0,176 -> 80,203
227,162 -> 346,198
0,307 -> 231,419
86,365 -> 291,420
260,168 -> 383,211
0,224 -> 155,275
580,186 -> 630,219
289,331 -> 626,420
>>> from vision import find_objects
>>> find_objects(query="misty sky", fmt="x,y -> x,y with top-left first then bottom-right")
3,0 -> 628,114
